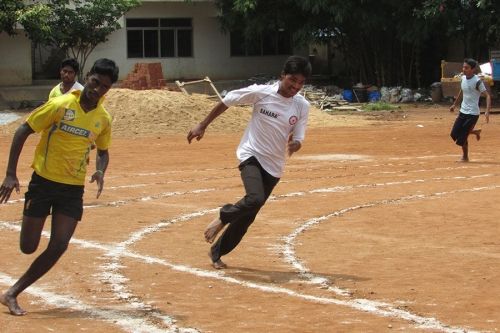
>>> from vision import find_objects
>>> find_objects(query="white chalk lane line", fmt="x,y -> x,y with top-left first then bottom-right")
0,272 -> 199,333
114,186 -> 497,332
1,176 -> 498,330
0,190 -> 486,333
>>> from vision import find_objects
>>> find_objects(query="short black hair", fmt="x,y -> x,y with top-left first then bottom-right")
61,58 -> 80,74
464,58 -> 478,69
282,55 -> 312,78
89,58 -> 119,83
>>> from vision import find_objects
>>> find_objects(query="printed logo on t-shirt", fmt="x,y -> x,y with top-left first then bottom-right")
289,116 -> 298,125
60,122 -> 90,137
63,109 -> 76,121
259,108 -> 279,118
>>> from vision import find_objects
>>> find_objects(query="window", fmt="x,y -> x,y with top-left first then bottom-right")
126,18 -> 193,58
230,29 -> 292,57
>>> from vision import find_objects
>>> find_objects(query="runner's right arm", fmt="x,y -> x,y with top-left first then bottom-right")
187,102 -> 229,143
450,90 -> 462,112
0,123 -> 35,203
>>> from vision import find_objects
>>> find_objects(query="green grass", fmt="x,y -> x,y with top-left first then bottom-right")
362,102 -> 400,111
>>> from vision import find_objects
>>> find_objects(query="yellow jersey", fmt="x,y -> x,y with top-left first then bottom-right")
48,81 -> 85,99
27,90 -> 112,185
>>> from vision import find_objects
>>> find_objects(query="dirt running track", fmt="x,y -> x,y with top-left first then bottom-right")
1,105 -> 499,332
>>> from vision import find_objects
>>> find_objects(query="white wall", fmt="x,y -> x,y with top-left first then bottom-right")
88,1 -> 292,81
0,32 -> 32,85
0,1 -> 303,86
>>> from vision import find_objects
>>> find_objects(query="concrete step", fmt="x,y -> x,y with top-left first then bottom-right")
0,85 -> 51,109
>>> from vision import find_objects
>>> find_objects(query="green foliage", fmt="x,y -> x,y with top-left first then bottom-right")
362,102 -> 399,111
18,0 -> 141,76
417,0 -> 499,59
0,0 -> 25,35
233,0 -> 257,12
17,3 -> 53,42
214,0 -> 499,88
216,0 -> 304,41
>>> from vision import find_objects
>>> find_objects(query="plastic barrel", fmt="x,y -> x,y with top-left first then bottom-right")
368,91 -> 381,102
342,89 -> 353,102
430,82 -> 442,103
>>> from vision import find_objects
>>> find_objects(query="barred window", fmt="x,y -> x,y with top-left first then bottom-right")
230,29 -> 291,57
126,18 -> 193,58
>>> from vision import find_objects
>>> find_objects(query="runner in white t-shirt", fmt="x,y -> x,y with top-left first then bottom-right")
450,58 -> 491,162
187,56 -> 312,269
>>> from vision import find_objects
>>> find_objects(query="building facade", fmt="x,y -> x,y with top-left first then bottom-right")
0,0 -> 303,86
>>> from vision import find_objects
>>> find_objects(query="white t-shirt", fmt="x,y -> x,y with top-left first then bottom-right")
222,83 -> 310,178
48,81 -> 85,99
460,74 -> 486,115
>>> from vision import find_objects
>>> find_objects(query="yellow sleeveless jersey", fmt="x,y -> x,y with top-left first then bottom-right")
48,85 -> 62,99
48,82 -> 85,99
26,90 -> 112,185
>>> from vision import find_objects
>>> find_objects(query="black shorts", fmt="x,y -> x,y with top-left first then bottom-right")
23,172 -> 84,221
450,112 -> 479,146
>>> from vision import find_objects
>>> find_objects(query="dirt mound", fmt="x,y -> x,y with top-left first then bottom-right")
104,89 -> 251,136
1,88 -> 374,136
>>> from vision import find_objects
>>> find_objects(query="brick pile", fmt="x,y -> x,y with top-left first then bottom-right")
120,63 -> 167,90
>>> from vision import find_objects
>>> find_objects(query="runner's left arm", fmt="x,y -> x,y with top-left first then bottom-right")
90,149 -> 109,198
483,90 -> 491,123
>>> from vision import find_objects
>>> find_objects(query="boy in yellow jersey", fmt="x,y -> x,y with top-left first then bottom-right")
0,58 -> 119,316
48,58 -> 84,100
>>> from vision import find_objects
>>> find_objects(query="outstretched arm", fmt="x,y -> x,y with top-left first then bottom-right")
187,102 -> 228,143
0,123 -> 34,203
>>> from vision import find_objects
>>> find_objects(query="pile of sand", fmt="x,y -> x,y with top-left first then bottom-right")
1,88 -> 373,136
104,89 -> 250,135
105,89 -> 374,136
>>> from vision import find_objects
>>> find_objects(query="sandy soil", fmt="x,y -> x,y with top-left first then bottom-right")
1,88 -> 499,332
1,88 -> 376,136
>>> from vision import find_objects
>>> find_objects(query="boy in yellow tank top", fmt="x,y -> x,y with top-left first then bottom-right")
48,58 -> 84,100
0,58 -> 119,316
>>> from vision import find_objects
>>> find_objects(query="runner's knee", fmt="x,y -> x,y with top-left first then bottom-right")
245,193 -> 266,209
20,242 -> 38,254
46,241 -> 70,257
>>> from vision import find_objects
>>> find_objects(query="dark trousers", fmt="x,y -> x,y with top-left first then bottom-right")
450,112 -> 479,146
210,156 -> 280,261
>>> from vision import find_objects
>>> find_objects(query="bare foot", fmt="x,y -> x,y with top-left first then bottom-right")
212,258 -> 228,269
204,217 -> 224,244
458,157 -> 469,163
208,251 -> 227,269
0,293 -> 27,316
473,129 -> 481,141
212,259 -> 227,269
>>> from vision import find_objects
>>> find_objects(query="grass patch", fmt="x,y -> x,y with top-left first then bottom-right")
362,102 -> 400,111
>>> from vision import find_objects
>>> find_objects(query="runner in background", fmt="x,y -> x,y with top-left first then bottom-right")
450,58 -> 491,162
48,58 -> 84,100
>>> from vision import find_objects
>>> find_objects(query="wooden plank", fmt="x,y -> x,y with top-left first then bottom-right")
175,80 -> 189,95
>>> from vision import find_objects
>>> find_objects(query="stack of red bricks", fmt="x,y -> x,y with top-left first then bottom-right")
120,63 -> 167,90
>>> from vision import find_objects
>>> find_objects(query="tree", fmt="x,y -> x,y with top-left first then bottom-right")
0,0 -> 25,35
18,0 -> 141,77
417,0 -> 500,60
213,0 -> 499,88
214,0 -> 440,87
